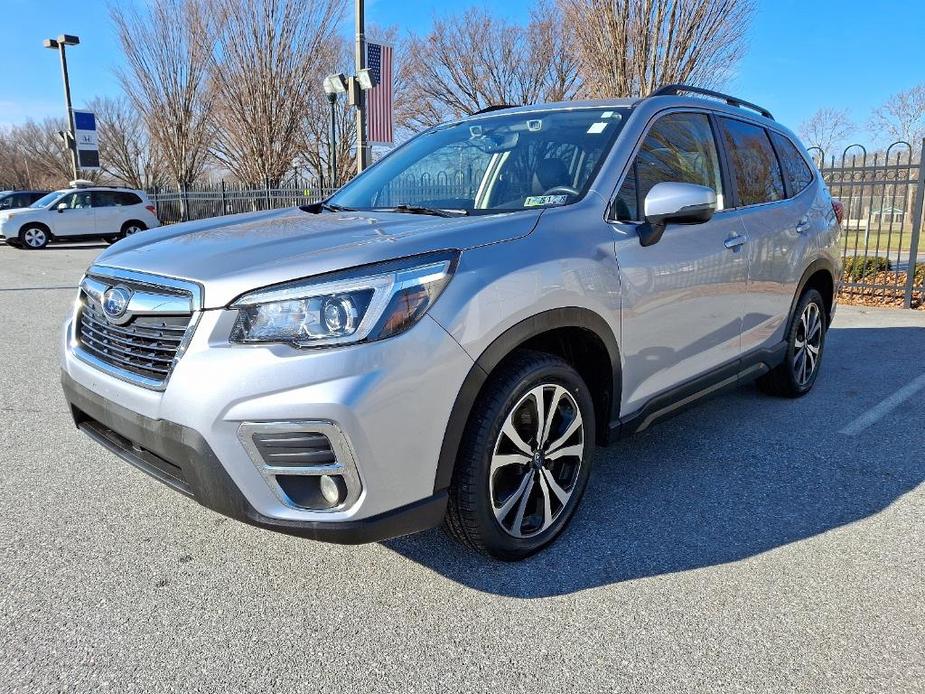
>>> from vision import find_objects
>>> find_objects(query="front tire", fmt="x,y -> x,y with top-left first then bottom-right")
757,288 -> 827,397
443,351 -> 595,560
19,225 -> 49,250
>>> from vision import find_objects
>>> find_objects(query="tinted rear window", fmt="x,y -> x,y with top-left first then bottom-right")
93,191 -> 142,207
717,117 -> 785,207
769,131 -> 814,196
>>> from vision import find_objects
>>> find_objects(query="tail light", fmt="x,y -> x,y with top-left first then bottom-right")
145,205 -> 157,215
832,199 -> 844,225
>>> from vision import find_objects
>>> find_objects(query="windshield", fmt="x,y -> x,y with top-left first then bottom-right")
329,108 -> 629,214
30,191 -> 66,208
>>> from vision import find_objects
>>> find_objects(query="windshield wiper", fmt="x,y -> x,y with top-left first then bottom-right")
320,202 -> 354,212
385,204 -> 468,217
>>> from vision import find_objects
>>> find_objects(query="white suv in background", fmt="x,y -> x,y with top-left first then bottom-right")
0,183 -> 160,250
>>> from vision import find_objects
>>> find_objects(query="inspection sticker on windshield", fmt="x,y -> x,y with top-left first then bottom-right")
525,195 -> 568,207
587,122 -> 608,134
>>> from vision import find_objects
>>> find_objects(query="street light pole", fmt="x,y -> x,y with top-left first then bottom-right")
354,0 -> 369,174
326,92 -> 338,187
43,34 -> 81,181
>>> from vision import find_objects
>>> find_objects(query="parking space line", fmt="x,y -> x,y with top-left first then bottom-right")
839,372 -> 925,436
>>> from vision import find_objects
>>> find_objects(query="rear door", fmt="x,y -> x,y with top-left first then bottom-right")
716,118 -> 816,353
610,111 -> 748,412
91,191 -> 125,235
52,191 -> 96,237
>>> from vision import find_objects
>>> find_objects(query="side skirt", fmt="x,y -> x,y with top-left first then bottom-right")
611,341 -> 787,439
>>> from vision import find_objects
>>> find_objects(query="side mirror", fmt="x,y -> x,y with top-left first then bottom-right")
56,202 -> 67,213
638,182 -> 717,247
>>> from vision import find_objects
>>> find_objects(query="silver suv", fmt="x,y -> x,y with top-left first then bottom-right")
60,86 -> 842,560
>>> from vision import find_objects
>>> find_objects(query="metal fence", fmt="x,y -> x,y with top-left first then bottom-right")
811,139 -> 925,308
149,180 -> 338,225
150,141 -> 925,309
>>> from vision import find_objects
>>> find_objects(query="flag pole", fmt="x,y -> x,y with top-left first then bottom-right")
354,0 -> 369,174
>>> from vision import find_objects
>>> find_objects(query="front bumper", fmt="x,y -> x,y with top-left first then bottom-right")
60,309 -> 474,543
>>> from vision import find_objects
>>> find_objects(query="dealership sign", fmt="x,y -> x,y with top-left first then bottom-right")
72,110 -> 100,170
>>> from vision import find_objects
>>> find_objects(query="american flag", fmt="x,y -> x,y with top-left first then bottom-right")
366,41 -> 393,145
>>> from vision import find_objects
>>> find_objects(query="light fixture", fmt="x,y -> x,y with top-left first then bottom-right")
356,68 -> 377,91
323,73 -> 348,96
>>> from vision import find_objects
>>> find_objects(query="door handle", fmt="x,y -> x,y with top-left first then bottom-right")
724,234 -> 747,249
796,217 -> 811,233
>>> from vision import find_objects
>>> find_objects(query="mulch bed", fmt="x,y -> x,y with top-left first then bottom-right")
839,270 -> 924,309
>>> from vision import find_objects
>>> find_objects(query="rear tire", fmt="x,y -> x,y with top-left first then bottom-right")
757,288 -> 827,398
443,350 -> 595,560
121,220 -> 147,237
19,225 -> 49,250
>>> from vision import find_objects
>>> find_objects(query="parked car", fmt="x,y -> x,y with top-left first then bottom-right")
60,85 -> 842,560
0,182 -> 160,249
0,190 -> 50,211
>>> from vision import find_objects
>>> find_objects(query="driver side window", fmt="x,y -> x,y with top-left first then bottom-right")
58,192 -> 93,209
614,112 -> 724,221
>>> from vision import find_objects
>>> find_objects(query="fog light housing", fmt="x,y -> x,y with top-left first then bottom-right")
276,474 -> 347,510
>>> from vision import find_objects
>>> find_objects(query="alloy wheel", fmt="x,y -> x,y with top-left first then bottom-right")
23,228 -> 47,248
124,224 -> 142,236
489,384 -> 584,539
793,302 -> 823,387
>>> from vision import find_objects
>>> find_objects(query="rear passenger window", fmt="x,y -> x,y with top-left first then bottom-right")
117,192 -> 142,205
614,112 -> 724,221
717,118 -> 785,206
769,131 -> 814,195
93,191 -> 119,207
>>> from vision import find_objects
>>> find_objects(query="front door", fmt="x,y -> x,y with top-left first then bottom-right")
609,111 -> 748,414
52,191 -> 96,237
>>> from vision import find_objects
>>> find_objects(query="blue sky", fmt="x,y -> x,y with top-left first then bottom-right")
2,0 -> 923,144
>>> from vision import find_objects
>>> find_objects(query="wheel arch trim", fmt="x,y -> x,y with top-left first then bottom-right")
433,306 -> 621,493
790,257 -> 837,330
19,220 -> 53,238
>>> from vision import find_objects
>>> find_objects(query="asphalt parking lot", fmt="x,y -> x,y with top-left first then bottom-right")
1,241 -> 923,693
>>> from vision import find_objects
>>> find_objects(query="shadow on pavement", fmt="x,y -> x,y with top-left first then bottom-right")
384,326 -> 925,597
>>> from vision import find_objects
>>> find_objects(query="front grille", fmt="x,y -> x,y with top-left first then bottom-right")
76,285 -> 192,387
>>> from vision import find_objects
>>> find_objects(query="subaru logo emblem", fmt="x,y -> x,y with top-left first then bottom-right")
102,285 -> 133,322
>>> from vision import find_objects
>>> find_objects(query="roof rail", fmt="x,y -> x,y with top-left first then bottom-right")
649,84 -> 774,120
471,104 -> 520,116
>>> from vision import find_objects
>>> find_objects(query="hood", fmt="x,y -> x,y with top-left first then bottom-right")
0,208 -> 32,222
93,207 -> 541,308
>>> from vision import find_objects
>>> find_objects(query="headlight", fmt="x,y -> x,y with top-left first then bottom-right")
229,251 -> 458,348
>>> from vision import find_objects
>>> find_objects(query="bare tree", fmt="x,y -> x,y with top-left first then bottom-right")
88,96 -> 165,189
206,0 -> 344,185
869,83 -> 925,151
300,35 -> 357,188
799,107 -> 854,161
0,129 -> 35,189
111,0 -> 215,189
404,4 -> 582,126
8,119 -> 81,188
560,0 -> 754,98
